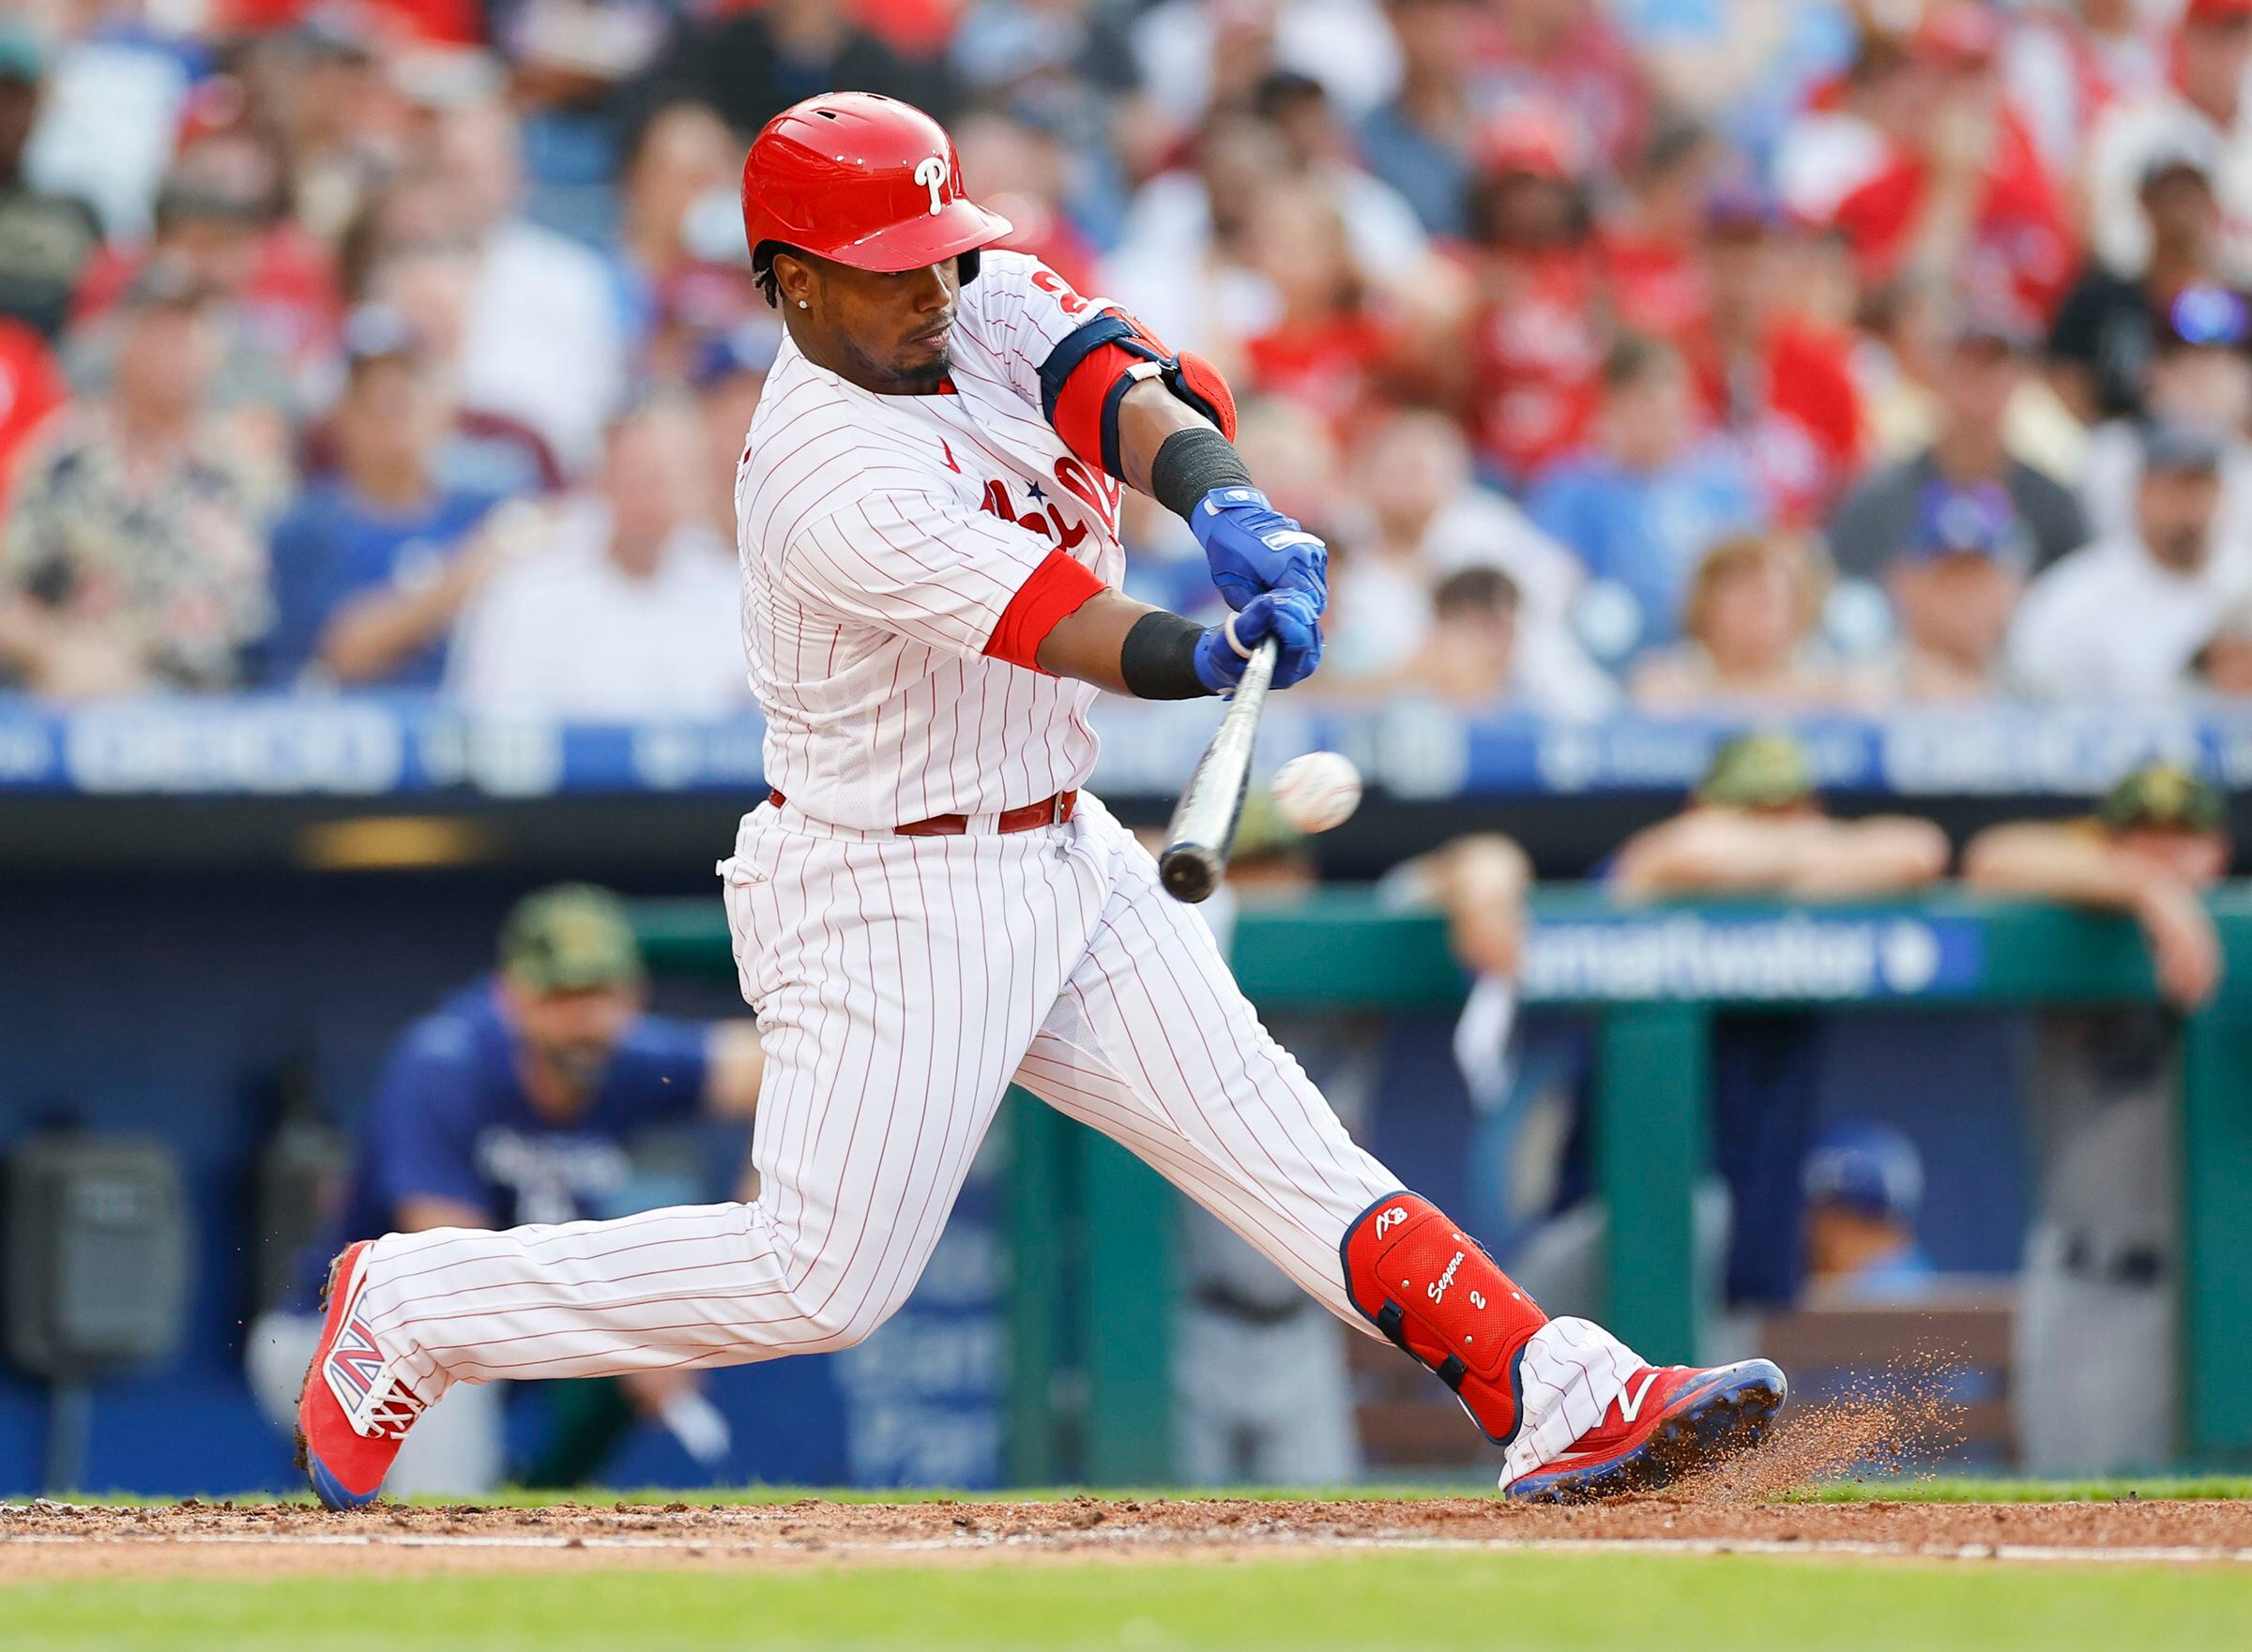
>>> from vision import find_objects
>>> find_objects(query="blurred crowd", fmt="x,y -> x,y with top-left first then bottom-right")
9,0 -> 2252,714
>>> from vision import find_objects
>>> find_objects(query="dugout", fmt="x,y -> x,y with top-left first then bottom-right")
633,887 -> 2252,1482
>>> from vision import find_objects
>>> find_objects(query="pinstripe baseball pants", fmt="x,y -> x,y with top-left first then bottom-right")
347,796 -> 1403,1402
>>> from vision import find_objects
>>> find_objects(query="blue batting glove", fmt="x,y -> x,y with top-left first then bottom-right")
1192,589 -> 1324,695
1190,486 -> 1329,614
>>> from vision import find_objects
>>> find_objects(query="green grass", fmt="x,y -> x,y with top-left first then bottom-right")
14,1482 -> 2252,1649
11,1550 -> 2251,1652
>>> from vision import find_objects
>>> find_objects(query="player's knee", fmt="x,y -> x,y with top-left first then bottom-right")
794,1293 -> 891,1354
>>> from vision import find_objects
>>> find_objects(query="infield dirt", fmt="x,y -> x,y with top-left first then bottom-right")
6,1493 -> 2251,1584
7,1383 -> 2245,1583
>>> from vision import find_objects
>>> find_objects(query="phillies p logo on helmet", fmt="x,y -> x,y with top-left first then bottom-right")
914,156 -> 948,216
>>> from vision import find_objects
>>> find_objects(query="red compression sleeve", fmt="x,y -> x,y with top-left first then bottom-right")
983,549 -> 1106,672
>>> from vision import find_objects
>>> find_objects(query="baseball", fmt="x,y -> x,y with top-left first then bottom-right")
1271,751 -> 1363,834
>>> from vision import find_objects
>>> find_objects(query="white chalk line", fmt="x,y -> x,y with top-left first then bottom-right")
3,1527 -> 2250,1567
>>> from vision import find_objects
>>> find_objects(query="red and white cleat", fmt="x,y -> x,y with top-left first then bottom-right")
295,1241 -> 426,1509
1501,1358 -> 1787,1503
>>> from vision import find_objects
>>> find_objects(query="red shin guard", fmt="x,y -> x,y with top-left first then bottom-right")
1340,1191 -> 1546,1446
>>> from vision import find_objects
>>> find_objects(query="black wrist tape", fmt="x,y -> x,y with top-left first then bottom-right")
1150,426 -> 1255,523
1119,610 -> 1211,700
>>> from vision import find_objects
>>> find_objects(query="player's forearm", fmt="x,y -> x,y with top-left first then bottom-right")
395,1195 -> 490,1234
1611,817 -> 1813,899
2047,362 -> 2101,428
703,1021 -> 768,1119
1031,586 -> 1315,700
0,594 -> 53,675
318,584 -> 463,683
1099,355 -> 1323,621
1784,820 -> 1951,897
1433,834 -> 1532,912
1962,823 -> 2156,912
1115,379 -> 1271,531
1035,587 -> 1165,694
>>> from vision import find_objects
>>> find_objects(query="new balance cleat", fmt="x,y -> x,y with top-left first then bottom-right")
1501,1357 -> 1787,1503
295,1240 -> 426,1509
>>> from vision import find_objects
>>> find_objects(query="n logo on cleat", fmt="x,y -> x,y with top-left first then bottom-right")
326,1317 -> 386,1405
1615,1371 -> 1660,1424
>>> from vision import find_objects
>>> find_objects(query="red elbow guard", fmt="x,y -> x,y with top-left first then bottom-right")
1173,349 -> 1238,442
1041,311 -> 1239,481
1341,1191 -> 1548,1446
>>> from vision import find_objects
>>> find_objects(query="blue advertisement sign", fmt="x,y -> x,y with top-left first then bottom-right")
0,693 -> 2244,803
1521,912 -> 1987,1004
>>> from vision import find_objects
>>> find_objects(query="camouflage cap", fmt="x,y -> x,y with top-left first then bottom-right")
1697,732 -> 1817,810
499,884 -> 646,993
2099,763 -> 2228,838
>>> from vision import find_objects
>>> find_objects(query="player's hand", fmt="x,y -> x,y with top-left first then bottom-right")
1190,487 -> 1329,614
618,1367 -> 701,1416
2136,880 -> 2222,1010
1193,589 -> 1322,694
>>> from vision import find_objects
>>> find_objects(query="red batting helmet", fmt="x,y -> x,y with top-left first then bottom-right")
740,92 -> 1012,281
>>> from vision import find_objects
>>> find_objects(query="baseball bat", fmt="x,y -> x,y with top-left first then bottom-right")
1158,636 -> 1280,903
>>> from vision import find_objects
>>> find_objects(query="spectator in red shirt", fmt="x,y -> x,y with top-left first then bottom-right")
1240,178 -> 1406,436
2084,0 -> 2252,285
1688,184 -> 1864,526
1599,116 -> 1727,347
220,1 -> 480,44
1456,105 -> 1606,485
0,315 -> 63,510
1475,0 -> 1653,178
71,138 -> 343,409
1826,4 -> 2077,327
2003,0 -> 2163,182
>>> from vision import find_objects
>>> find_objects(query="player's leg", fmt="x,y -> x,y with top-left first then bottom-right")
299,820 -> 1088,1506
1012,800 -> 1783,1498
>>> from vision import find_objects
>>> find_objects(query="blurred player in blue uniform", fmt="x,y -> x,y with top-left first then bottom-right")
248,885 -> 763,1494
1802,1122 -> 1937,1302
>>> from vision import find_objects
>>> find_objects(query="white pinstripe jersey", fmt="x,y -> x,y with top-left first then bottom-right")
734,250 -> 1128,830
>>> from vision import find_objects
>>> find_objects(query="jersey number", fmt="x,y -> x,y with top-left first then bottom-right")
1031,268 -> 1090,317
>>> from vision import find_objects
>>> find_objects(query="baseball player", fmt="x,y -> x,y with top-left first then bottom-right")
298,92 -> 1785,1508
250,885 -> 762,1495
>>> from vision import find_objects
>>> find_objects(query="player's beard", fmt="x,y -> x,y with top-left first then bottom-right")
840,330 -> 951,395
536,1038 -> 614,1099
895,344 -> 951,393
